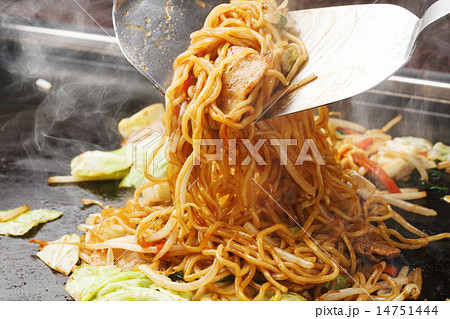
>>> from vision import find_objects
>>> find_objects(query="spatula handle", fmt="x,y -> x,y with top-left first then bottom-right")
414,0 -> 450,45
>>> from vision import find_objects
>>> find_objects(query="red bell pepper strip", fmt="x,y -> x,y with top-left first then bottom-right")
155,242 -> 170,262
417,151 -> 428,157
356,138 -> 373,150
340,149 -> 350,159
352,153 -> 401,193
383,264 -> 398,277
155,242 -> 165,252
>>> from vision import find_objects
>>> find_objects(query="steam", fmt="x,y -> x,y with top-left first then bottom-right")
1,0 -> 448,176
0,0 -> 163,173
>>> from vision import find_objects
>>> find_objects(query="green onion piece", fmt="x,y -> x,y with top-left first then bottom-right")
276,13 -> 288,29
324,274 -> 350,290
168,271 -> 186,282
217,275 -> 235,283
289,226 -> 301,233
281,47 -> 300,73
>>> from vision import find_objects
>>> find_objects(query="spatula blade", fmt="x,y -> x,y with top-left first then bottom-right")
113,0 -> 225,94
262,4 -> 419,120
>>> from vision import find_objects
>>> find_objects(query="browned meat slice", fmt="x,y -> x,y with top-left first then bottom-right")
352,232 -> 401,263
219,46 -> 272,114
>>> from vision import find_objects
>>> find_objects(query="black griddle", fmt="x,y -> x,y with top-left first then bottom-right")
0,16 -> 449,301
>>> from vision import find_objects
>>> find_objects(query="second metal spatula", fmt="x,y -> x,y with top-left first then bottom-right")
113,0 -> 450,119
262,0 -> 450,119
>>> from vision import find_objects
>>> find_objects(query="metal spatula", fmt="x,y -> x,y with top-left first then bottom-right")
113,0 -> 450,119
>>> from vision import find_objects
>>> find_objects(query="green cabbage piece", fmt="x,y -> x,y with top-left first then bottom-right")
118,103 -> 165,139
36,234 -> 80,275
324,274 -> 350,290
69,104 -> 169,187
120,138 -> 168,188
71,149 -> 130,179
70,133 -> 168,188
119,165 -> 147,188
0,209 -> 63,236
67,142 -> 169,189
66,265 -> 191,301
66,265 -> 307,301
278,293 -> 307,301
428,142 -> 450,162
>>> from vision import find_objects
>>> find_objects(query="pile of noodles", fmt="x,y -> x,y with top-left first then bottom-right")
77,0 -> 449,300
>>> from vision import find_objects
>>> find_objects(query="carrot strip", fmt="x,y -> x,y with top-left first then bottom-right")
356,138 -> 373,150
352,153 -> 400,193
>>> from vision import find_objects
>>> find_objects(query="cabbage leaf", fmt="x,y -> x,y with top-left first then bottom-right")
71,150 -> 130,178
428,142 -> 450,162
66,265 -> 307,301
0,209 -> 63,236
67,104 -> 168,187
36,234 -> 80,275
120,137 -> 168,188
118,103 -> 165,139
119,165 -> 147,188
66,265 -> 191,301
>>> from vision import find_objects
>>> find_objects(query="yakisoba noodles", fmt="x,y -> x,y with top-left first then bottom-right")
75,0 -> 449,300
